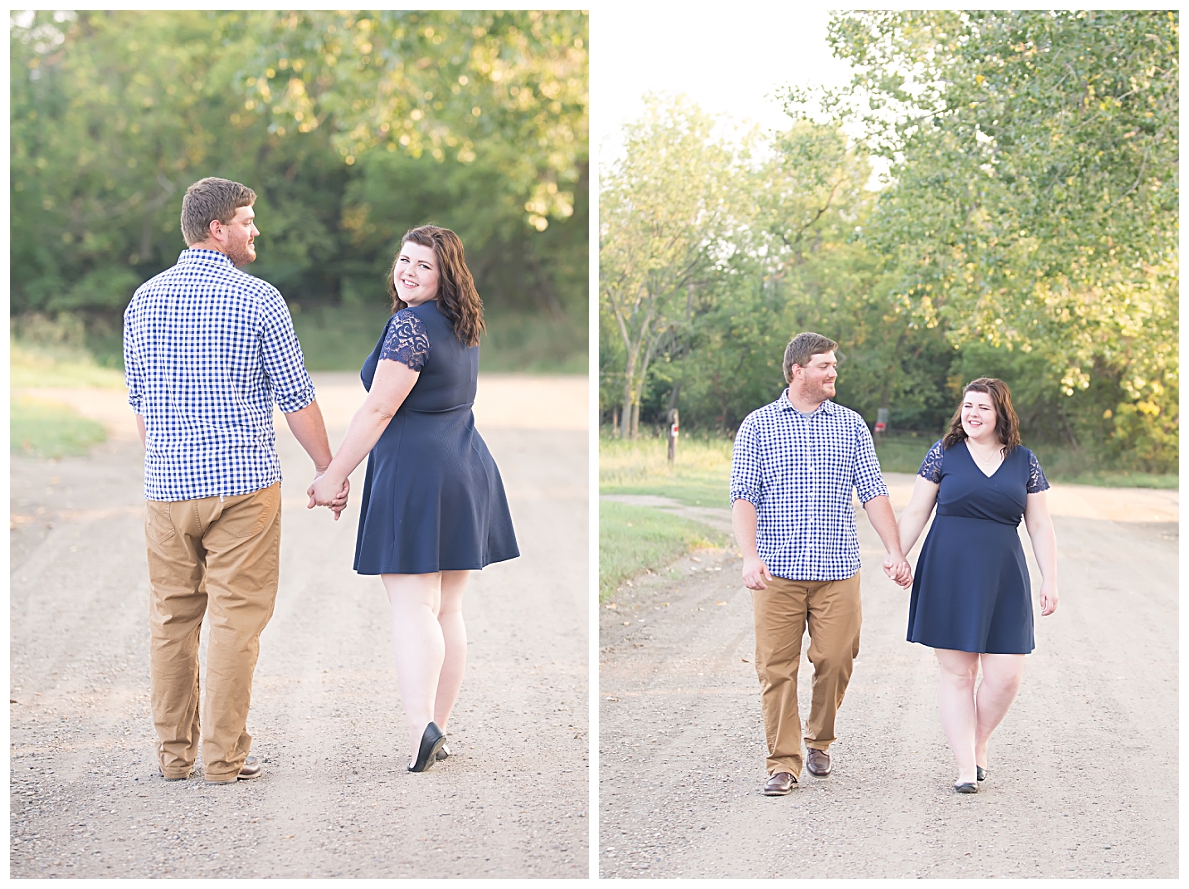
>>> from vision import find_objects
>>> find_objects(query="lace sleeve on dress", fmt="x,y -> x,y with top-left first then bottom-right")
1027,451 -> 1051,493
378,310 -> 430,371
917,440 -> 944,483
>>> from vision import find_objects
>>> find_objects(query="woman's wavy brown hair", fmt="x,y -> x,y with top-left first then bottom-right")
942,377 -> 1022,455
387,224 -> 485,347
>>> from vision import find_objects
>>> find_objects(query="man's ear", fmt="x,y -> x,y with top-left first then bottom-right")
207,218 -> 223,242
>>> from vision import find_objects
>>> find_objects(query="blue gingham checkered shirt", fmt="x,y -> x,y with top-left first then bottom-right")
730,392 -> 890,581
123,249 -> 316,501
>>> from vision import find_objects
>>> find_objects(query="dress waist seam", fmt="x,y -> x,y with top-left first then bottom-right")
402,403 -> 474,415
934,511 -> 1020,526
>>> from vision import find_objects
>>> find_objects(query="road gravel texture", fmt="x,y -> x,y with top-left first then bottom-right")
599,475 -> 1178,879
10,373 -> 589,879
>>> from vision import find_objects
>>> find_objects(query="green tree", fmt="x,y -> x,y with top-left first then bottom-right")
599,95 -> 744,437
243,10 -> 587,232
10,10 -> 589,371
10,11 -> 348,313
812,10 -> 1178,467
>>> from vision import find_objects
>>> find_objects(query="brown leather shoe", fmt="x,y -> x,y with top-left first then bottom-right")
805,747 -> 832,777
763,772 -> 797,795
236,755 -> 263,780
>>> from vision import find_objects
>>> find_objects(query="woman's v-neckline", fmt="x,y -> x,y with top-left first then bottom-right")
963,440 -> 1005,479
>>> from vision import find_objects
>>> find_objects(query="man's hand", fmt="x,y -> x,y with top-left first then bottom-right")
882,554 -> 912,588
308,472 -> 350,521
742,554 -> 774,591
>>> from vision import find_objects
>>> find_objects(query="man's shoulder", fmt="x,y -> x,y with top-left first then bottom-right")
741,395 -> 787,425
132,255 -> 282,303
823,400 -> 870,431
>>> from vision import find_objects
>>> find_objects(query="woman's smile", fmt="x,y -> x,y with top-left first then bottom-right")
393,241 -> 441,304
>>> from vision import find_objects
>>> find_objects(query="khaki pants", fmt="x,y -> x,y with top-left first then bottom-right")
144,483 -> 281,782
752,573 -> 861,778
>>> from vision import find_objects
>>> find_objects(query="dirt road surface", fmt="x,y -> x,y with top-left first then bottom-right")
599,474 -> 1178,878
11,373 -> 589,879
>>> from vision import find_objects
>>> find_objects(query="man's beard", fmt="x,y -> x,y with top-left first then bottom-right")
811,379 -> 835,401
226,241 -> 255,267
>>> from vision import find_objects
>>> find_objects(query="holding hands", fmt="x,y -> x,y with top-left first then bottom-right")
883,554 -> 913,588
308,470 -> 350,521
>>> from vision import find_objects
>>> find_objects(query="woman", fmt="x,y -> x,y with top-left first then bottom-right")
309,225 -> 519,772
896,378 -> 1057,793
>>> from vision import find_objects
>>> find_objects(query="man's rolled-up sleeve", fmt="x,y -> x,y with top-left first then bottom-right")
123,303 -> 144,415
259,290 -> 316,413
729,416 -> 763,508
853,420 -> 890,504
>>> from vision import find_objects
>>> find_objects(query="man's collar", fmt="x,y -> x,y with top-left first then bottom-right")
778,389 -> 834,414
178,248 -> 233,266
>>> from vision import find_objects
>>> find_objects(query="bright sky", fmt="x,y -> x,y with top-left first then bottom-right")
592,6 -> 857,156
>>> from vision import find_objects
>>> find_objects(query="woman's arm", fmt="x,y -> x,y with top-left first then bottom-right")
1024,490 -> 1059,615
898,476 -> 940,557
308,358 -> 420,506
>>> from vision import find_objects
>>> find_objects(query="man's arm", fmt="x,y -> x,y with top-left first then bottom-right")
732,499 -> 774,590
863,495 -> 911,587
283,400 -> 349,520
729,417 -> 771,590
283,399 -> 332,472
852,419 -> 911,586
137,413 -> 146,447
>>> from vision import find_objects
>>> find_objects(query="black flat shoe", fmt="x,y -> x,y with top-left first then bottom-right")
976,766 -> 987,782
954,781 -> 978,794
408,722 -> 446,773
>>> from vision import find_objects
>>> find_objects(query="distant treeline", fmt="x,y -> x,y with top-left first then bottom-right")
600,10 -> 1177,472
11,10 -> 588,348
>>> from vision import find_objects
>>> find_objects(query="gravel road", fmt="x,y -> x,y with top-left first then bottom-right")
598,475 -> 1178,878
10,373 -> 589,879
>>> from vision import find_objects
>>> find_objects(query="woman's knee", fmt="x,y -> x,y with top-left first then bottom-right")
438,570 -> 469,615
979,661 -> 1024,697
383,573 -> 440,613
936,650 -> 979,687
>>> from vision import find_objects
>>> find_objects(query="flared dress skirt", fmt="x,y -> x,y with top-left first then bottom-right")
906,441 -> 1041,654
906,515 -> 1034,653
352,300 -> 519,575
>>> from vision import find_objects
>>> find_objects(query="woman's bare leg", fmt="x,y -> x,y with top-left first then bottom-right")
382,573 -> 444,758
934,648 -> 980,785
973,653 -> 1026,771
433,570 -> 470,730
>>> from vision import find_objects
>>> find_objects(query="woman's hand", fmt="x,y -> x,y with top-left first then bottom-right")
1039,579 -> 1058,616
308,471 -> 350,520
883,555 -> 913,588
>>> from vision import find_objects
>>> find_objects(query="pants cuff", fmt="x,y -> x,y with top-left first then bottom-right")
767,761 -> 802,779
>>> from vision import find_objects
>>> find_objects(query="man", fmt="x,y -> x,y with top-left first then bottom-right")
730,332 -> 911,796
123,177 -> 346,784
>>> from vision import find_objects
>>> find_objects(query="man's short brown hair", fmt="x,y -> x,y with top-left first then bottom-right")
180,177 -> 256,246
782,332 -> 839,383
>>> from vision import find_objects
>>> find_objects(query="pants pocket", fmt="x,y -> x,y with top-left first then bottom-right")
220,486 -> 279,539
145,501 -> 176,544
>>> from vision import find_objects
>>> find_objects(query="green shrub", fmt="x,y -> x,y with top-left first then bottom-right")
11,397 -> 107,458
599,501 -> 724,599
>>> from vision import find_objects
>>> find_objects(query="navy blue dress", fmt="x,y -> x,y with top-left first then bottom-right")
352,300 -> 519,575
906,440 -> 1049,654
